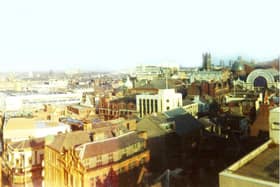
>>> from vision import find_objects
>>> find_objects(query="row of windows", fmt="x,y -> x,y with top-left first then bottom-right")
88,157 -> 146,187
139,99 -> 158,117
22,98 -> 80,105
83,142 -> 143,169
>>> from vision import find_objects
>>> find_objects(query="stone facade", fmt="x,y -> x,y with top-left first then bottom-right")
44,131 -> 150,187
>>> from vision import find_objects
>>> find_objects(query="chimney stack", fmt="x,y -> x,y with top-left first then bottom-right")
89,132 -> 94,142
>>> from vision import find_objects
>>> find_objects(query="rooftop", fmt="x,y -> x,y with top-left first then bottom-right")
163,107 -> 187,118
78,132 -> 144,159
0,90 -> 74,96
235,143 -> 279,183
47,130 -> 91,152
8,137 -> 45,150
5,118 -> 68,130
221,139 -> 279,184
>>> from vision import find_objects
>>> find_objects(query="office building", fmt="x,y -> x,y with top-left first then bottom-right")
136,89 -> 182,118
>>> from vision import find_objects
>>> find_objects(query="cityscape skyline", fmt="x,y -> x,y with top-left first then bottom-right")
1,0 -> 280,72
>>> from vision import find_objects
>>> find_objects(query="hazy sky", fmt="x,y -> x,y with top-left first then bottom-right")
0,0 -> 279,72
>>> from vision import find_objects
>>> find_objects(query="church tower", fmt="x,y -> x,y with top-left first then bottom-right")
202,53 -> 212,71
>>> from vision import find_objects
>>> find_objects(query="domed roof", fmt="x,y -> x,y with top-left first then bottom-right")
232,61 -> 245,72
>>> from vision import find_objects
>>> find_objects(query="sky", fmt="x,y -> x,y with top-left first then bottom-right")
0,0 -> 279,72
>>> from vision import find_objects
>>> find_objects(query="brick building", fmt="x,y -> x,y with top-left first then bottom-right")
188,81 -> 230,98
98,96 -> 137,120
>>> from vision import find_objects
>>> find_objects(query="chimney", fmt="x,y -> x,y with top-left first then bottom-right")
89,132 -> 94,142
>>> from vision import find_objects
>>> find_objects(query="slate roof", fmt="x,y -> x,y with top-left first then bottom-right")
9,137 -> 45,149
183,98 -> 195,106
47,131 -> 91,152
47,122 -> 130,153
110,95 -> 136,104
137,114 -> 169,138
174,114 -> 203,136
137,109 -> 203,138
80,132 -> 144,159
135,79 -> 185,89
163,107 -> 187,118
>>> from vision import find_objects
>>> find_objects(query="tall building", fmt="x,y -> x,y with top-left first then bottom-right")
44,130 -> 150,187
136,89 -> 182,118
202,53 -> 212,71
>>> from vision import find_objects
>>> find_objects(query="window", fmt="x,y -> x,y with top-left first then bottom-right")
35,151 -> 37,165
108,153 -> 113,163
29,157 -> 32,165
70,175 -> 73,186
90,177 -> 94,187
143,100 -> 146,115
139,99 -> 142,117
126,123 -> 130,130
166,99 -> 169,103
272,122 -> 280,130
122,149 -> 127,158
166,106 -> 170,110
64,170 -> 68,185
133,143 -> 138,149
155,100 -> 158,112
96,156 -> 102,167
40,154 -> 44,164
16,159 -> 19,167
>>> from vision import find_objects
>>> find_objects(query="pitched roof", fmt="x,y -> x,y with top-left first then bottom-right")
47,131 -> 91,152
137,114 -> 170,138
79,132 -> 144,159
9,137 -> 45,150
110,95 -> 136,104
183,98 -> 195,106
174,114 -> 203,136
163,107 -> 187,118
135,79 -> 184,89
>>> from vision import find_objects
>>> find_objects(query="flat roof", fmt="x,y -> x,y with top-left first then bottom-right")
234,142 -> 279,183
0,90 -> 75,96
5,118 -> 67,130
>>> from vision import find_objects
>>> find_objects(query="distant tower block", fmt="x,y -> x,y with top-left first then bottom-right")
220,60 -> 225,67
202,53 -> 212,71
229,60 -> 233,67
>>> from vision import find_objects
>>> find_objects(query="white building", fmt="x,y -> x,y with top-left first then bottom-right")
193,95 -> 209,113
182,100 -> 199,117
136,89 -> 182,118
0,91 -> 83,112
269,107 -> 279,144
30,79 -> 68,93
